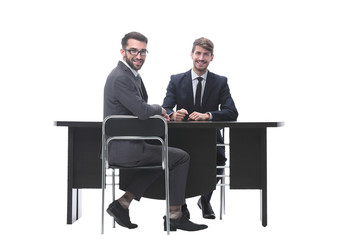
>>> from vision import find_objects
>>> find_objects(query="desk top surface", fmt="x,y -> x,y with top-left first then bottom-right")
55,120 -> 283,128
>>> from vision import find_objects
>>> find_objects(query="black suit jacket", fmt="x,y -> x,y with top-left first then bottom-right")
162,69 -> 238,120
162,69 -> 238,165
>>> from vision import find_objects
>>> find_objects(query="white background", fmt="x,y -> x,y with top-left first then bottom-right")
1,0 -> 360,239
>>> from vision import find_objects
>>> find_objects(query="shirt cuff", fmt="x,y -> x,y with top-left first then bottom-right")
169,112 -> 174,121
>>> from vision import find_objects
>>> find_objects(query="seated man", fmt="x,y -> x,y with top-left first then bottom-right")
104,31 -> 207,232
162,37 -> 238,219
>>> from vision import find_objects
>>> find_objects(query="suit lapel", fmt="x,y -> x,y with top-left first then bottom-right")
184,70 -> 195,111
118,61 -> 137,86
118,61 -> 147,102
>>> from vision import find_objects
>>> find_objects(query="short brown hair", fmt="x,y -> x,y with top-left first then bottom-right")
121,32 -> 148,49
192,37 -> 214,55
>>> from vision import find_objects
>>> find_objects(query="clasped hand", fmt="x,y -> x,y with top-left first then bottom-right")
171,108 -> 210,121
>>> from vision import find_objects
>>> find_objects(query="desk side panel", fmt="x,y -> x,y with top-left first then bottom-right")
230,128 -> 265,189
72,127 -> 102,188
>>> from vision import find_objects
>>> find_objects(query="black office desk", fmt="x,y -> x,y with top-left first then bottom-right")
55,121 -> 282,227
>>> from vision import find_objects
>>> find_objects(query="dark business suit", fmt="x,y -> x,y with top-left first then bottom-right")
104,61 -> 190,205
162,69 -> 238,200
162,70 -> 238,123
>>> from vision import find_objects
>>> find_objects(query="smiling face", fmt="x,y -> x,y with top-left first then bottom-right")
120,38 -> 147,71
191,45 -> 214,76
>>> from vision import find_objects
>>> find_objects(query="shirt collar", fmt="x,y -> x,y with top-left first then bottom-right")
191,69 -> 208,81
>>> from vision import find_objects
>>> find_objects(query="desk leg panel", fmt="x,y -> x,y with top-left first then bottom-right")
66,127 -> 101,224
230,128 -> 267,226
261,129 -> 267,227
72,127 -> 102,188
67,127 -> 82,224
229,128 -> 266,189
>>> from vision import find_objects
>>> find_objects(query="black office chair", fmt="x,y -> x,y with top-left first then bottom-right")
101,115 -> 170,234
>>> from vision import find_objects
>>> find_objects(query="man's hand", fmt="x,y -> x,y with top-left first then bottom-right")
171,108 -> 189,121
188,112 -> 210,121
161,108 -> 170,122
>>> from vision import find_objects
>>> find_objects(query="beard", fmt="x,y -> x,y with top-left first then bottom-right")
193,60 -> 209,73
124,53 -> 144,71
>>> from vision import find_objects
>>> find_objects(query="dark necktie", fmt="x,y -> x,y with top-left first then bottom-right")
194,77 -> 203,111
136,75 -> 145,99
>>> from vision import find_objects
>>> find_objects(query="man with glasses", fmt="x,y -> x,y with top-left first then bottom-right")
162,37 -> 238,220
104,32 -> 207,232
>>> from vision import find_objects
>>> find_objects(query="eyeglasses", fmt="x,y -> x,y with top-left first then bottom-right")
125,48 -> 148,56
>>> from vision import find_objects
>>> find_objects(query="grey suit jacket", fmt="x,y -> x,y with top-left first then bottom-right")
104,61 -> 162,166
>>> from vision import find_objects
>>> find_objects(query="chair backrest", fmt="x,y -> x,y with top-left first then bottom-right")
103,115 -> 167,138
101,115 -> 171,234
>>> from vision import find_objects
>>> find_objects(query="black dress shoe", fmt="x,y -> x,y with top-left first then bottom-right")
197,196 -> 215,219
163,215 -> 208,231
106,200 -> 138,229
182,203 -> 190,219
